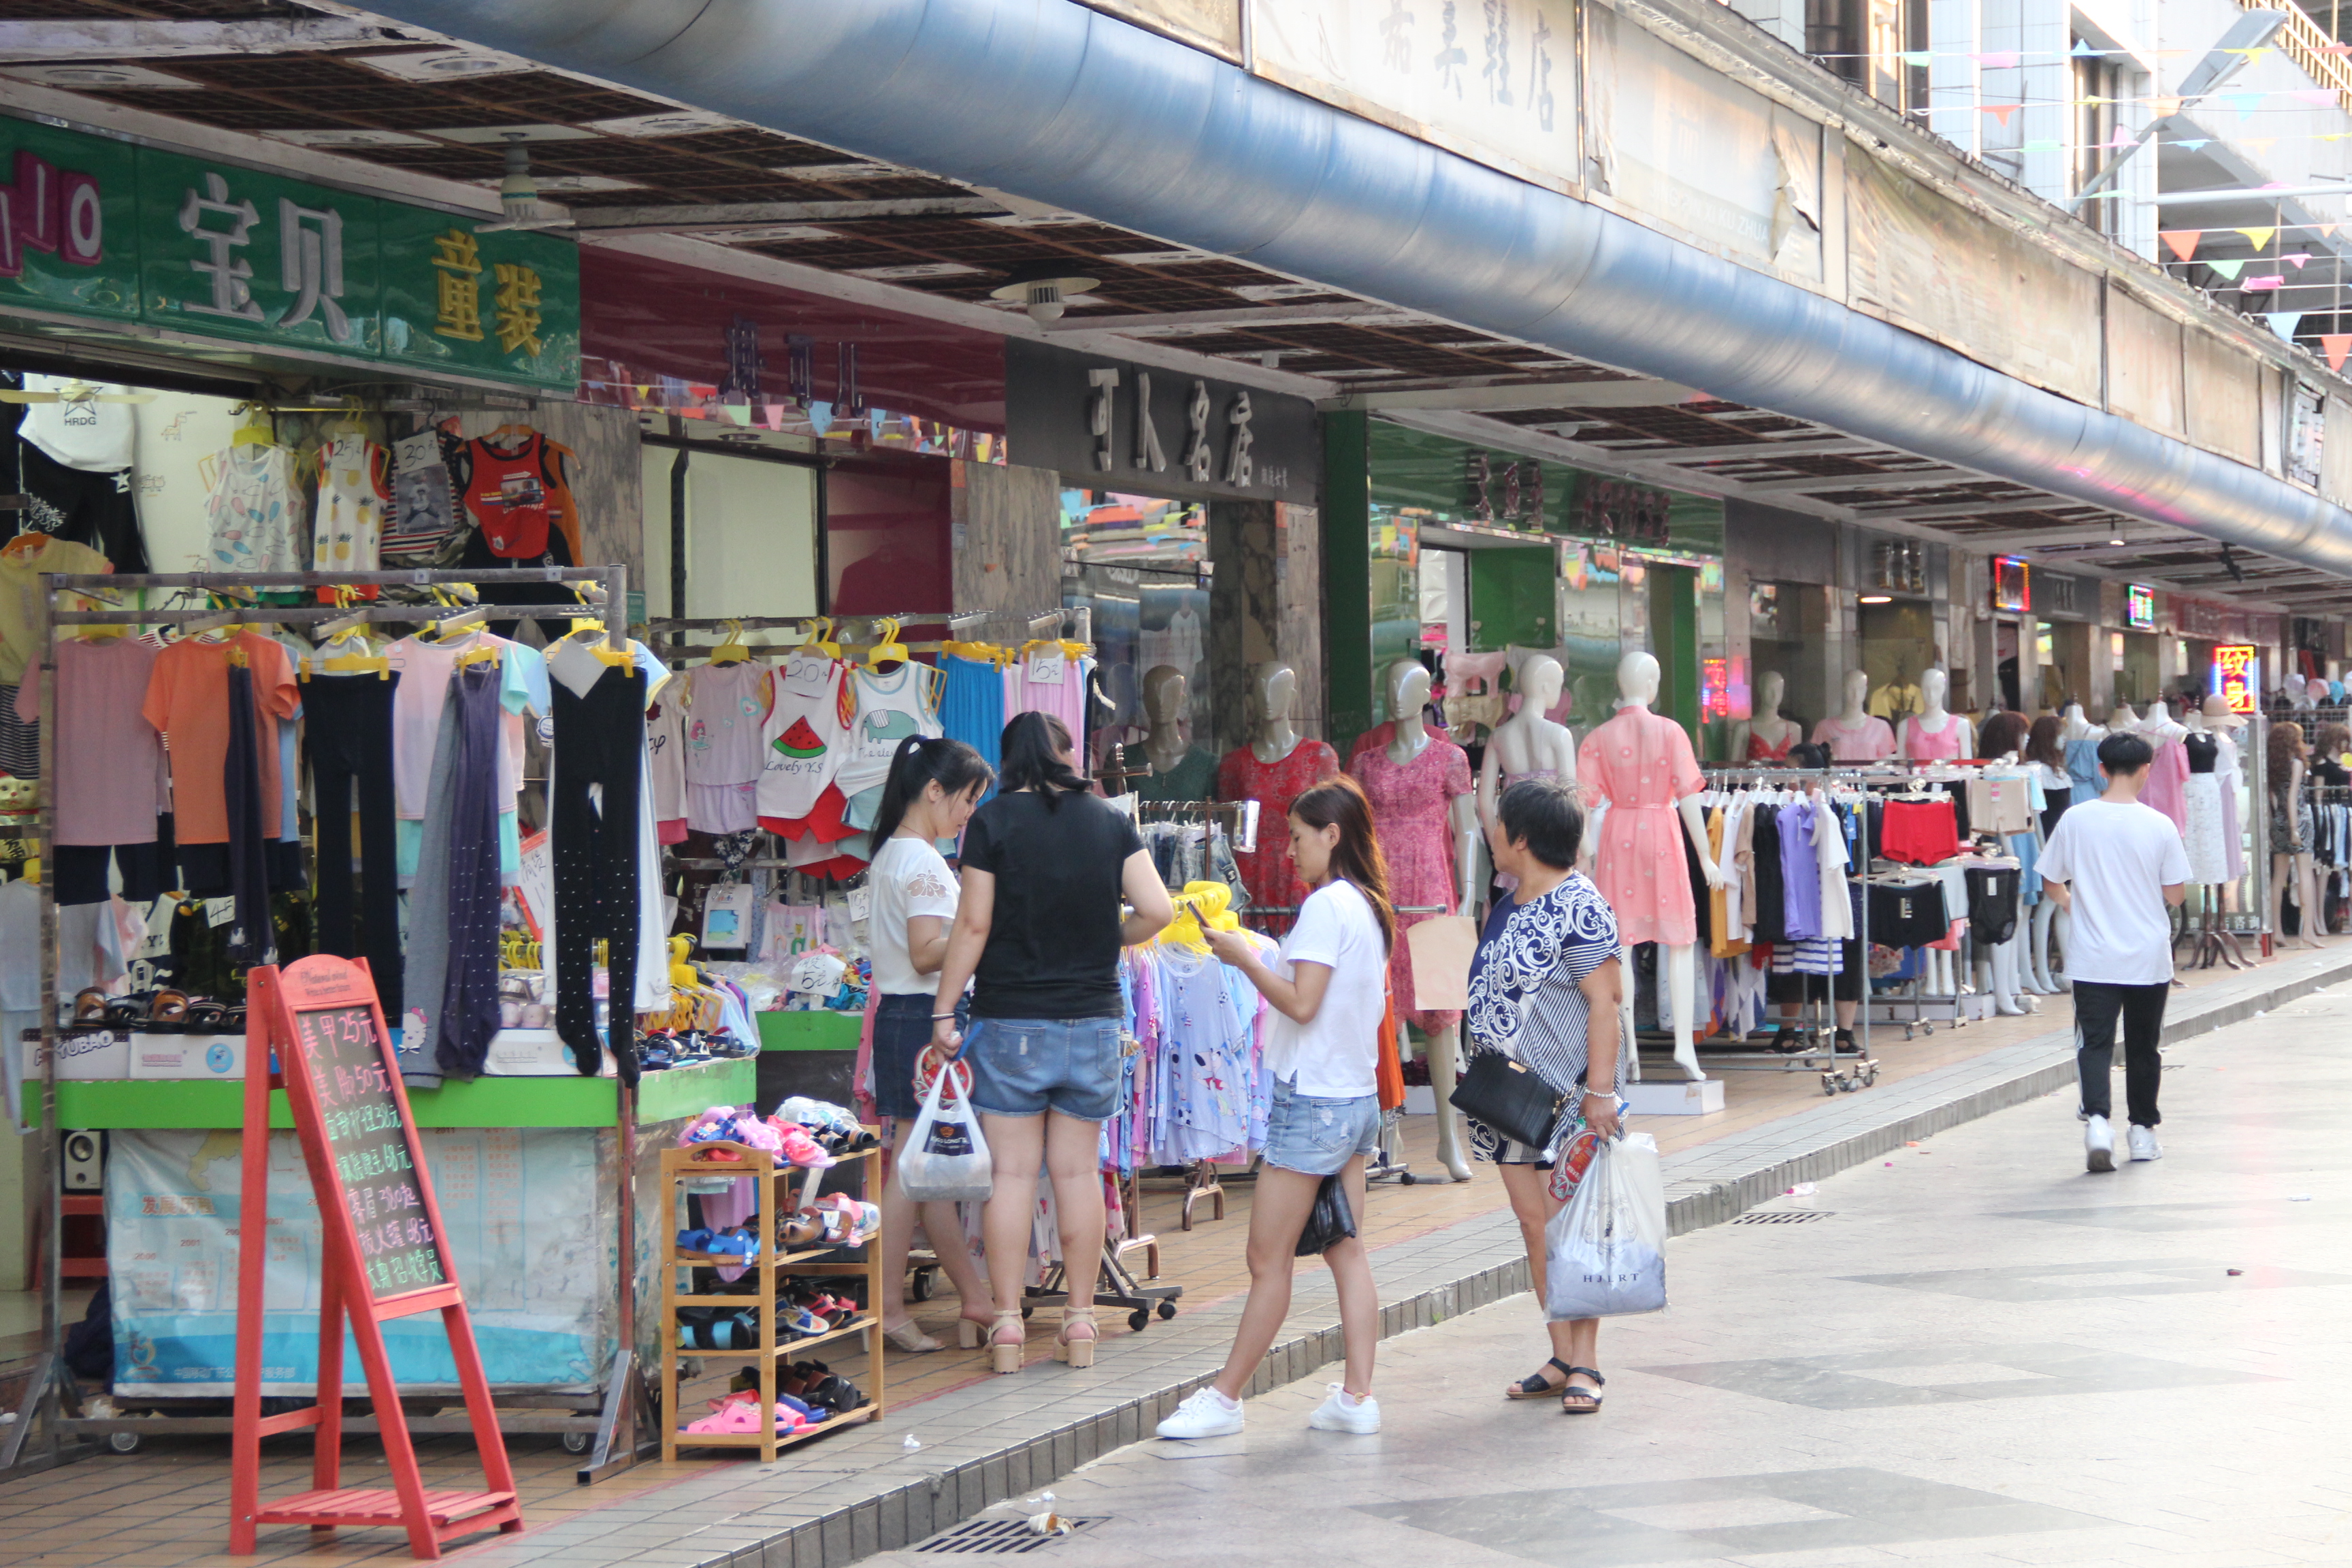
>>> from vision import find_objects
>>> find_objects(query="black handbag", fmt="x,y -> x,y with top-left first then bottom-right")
1449,1050 -> 1567,1149
1294,1173 -> 1358,1256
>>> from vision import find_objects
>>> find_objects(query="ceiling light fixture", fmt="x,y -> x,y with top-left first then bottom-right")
478,133 -> 576,233
1858,594 -> 1893,604
2108,536 -> 2127,546
991,261 -> 1100,326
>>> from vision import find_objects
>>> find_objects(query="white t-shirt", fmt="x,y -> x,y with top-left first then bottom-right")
22,375 -> 133,472
869,834 -> 962,994
1262,879 -> 1386,1098
2036,798 -> 2190,986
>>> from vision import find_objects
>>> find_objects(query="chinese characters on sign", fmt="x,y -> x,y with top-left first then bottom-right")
291,1001 -> 448,1298
1573,472 -> 1671,542
2126,583 -> 2157,631
1250,0 -> 1578,193
1463,451 -> 1548,527
2213,644 -> 2259,715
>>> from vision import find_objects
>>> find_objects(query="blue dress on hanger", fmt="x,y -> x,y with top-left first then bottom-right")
2064,736 -> 2102,801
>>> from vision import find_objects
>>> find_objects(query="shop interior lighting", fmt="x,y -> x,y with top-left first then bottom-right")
1858,594 -> 1893,603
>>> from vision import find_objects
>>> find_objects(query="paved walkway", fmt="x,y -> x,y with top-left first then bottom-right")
3,941 -> 2349,1568
876,972 -> 2352,1565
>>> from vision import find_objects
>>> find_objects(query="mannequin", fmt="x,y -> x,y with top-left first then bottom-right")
1477,654 -> 1578,830
1579,652 -> 1722,1081
2107,703 -> 2139,732
1901,669 -> 1973,762
1813,670 -> 1897,762
2061,703 -> 2095,741
2138,698 -> 2190,834
1218,662 -> 1341,923
2206,695 -> 2247,893
1350,660 -> 1480,1181
1122,665 -> 1218,802
2270,719 -> 2325,949
1731,671 -> 1801,763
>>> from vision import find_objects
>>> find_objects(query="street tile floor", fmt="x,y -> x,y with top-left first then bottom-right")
5,941 -> 2351,1568
875,972 -> 2352,1567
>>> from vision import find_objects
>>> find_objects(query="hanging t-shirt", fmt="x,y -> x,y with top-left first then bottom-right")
868,834 -> 962,995
141,632 -> 299,845
960,788 -> 1145,1020
757,652 -> 854,826
837,662 -> 943,829
204,443 -> 308,574
0,536 -> 108,686
454,430 -> 585,564
20,376 -> 133,472
312,432 -> 389,574
647,692 -> 687,839
1263,878 -> 1386,1098
13,637 -> 167,846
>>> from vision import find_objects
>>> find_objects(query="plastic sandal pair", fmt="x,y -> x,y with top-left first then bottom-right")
679,1400 -> 813,1437
710,1388 -> 827,1424
777,1127 -> 836,1171
106,988 -> 191,1030
638,1033 -> 678,1072
676,1226 -> 760,1260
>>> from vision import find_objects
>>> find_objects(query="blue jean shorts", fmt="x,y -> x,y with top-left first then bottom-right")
1264,1076 -> 1382,1177
962,1016 -> 1124,1122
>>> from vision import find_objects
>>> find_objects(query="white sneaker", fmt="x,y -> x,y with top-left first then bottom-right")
1307,1384 -> 1381,1434
2127,1125 -> 2162,1162
1156,1386 -> 1244,1439
2085,1115 -> 2115,1173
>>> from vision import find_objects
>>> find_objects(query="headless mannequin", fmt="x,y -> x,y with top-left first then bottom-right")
2108,704 -> 2139,733
2274,736 -> 2325,949
1478,655 -> 1578,830
1373,660 -> 1481,1181
1585,652 -> 1721,1083
1902,668 -> 1974,761
2063,704 -> 2093,741
1731,671 -> 1801,762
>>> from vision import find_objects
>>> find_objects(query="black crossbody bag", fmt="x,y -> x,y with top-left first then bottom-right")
1448,1050 -> 1568,1150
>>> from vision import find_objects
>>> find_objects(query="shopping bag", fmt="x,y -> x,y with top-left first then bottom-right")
1543,1132 -> 1668,1320
1294,1173 -> 1358,1256
897,1059 -> 994,1203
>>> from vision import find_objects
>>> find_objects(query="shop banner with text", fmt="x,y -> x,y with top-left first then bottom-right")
0,118 -> 576,389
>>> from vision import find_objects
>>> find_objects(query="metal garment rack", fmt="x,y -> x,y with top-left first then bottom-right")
5,564 -> 655,1482
645,606 -> 1090,667
1693,767 -> 1880,1094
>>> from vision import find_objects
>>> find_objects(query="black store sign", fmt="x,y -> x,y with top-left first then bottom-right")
1007,338 -> 1320,504
2037,570 -> 2088,621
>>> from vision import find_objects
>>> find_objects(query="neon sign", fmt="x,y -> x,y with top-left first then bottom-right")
1993,556 -> 2030,613
2213,644 -> 2259,715
2125,584 -> 2155,630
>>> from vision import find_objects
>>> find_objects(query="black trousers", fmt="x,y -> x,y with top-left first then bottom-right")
224,666 -> 273,964
2073,978 -> 2168,1127
304,672 -> 403,1021
460,527 -> 578,642
438,666 -> 506,1079
553,662 -> 644,1083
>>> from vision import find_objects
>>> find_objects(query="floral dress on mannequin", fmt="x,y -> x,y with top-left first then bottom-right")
1348,737 -> 1473,1027
1218,738 -> 1339,926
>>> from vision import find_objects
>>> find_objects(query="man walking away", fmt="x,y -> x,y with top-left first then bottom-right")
2036,732 -> 2189,1173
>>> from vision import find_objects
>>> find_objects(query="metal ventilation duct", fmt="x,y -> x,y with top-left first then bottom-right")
365,0 -> 2352,576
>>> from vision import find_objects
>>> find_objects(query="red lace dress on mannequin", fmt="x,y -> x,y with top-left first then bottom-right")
1348,738 -> 1473,1028
1218,739 -> 1339,928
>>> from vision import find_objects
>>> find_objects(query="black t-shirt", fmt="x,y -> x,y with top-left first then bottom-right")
961,789 -> 1146,1020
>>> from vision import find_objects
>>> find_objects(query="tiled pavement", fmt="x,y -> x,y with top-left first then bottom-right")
864,970 -> 2352,1566
6,941 -> 2352,1568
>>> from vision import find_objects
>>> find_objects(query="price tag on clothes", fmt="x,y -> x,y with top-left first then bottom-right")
204,897 -> 235,929
847,885 -> 872,923
1025,648 -> 1065,685
393,431 -> 441,474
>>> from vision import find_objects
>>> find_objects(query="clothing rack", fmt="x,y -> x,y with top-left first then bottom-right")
9,563 -> 652,1481
644,607 -> 1091,666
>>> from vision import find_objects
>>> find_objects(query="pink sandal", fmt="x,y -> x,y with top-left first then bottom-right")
681,1401 -> 764,1435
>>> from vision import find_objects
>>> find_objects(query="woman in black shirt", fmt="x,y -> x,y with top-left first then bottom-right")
931,712 -> 1173,1375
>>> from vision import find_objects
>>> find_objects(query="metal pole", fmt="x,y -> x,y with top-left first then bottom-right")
667,419 -> 688,623
33,571 -> 59,1461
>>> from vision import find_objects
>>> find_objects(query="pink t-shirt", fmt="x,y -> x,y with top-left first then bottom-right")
1812,715 -> 1897,762
1903,713 -> 1969,762
17,637 -> 169,846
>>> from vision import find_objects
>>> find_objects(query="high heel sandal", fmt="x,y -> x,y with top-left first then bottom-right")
955,1315 -> 995,1350
1055,1305 -> 1098,1369
987,1308 -> 1026,1375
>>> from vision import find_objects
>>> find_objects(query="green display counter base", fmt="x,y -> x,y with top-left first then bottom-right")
21,1056 -> 755,1130
757,1009 -> 863,1051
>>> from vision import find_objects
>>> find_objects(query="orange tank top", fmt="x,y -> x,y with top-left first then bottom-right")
462,431 -> 579,561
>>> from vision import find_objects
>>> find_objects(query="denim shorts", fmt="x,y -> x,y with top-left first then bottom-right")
962,1016 -> 1124,1122
872,993 -> 965,1122
1263,1076 -> 1382,1177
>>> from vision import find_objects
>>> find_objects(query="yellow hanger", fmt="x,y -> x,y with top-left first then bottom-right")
229,403 -> 276,449
455,642 -> 504,670
796,616 -> 841,660
710,619 -> 750,666
864,617 -> 909,670
1156,880 -> 1241,951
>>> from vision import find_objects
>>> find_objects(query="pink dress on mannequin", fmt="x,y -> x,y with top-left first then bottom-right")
1814,715 -> 1897,762
1348,737 -> 1473,1028
1902,713 -> 1968,762
1578,708 -> 1706,947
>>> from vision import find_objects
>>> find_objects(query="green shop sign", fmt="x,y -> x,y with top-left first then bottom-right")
0,118 -> 577,389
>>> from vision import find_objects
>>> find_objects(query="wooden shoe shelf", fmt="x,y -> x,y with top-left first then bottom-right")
659,1137 -> 886,1461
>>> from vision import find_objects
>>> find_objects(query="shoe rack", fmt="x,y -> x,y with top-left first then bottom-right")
659,1137 -> 887,1461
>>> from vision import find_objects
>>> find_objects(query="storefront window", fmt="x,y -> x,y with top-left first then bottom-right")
1060,489 -> 1213,789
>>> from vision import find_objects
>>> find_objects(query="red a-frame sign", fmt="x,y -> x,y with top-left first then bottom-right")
228,955 -> 523,1558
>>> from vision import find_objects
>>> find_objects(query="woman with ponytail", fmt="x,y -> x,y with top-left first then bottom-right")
866,735 -> 996,1354
1156,777 -> 1392,1441
930,710 -> 1175,1373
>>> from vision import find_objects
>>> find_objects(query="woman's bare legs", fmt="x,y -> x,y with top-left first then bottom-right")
1497,1162 -> 1599,1399
879,1118 -> 991,1338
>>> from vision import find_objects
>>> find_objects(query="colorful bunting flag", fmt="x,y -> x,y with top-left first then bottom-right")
2153,95 -> 2183,117
2173,138 -> 2210,152
2159,230 -> 2202,263
1970,50 -> 2022,68
2243,138 -> 2278,154
2291,89 -> 2337,108
2237,227 -> 2276,250
1901,50 -> 1932,66
2207,259 -> 2248,280
2284,253 -> 2312,268
2244,276 -> 2285,292
1983,103 -> 2021,126
2266,312 -> 2302,340
2224,91 -> 2264,120
2324,334 -> 2352,372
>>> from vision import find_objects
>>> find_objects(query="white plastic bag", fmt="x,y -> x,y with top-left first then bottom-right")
1543,1132 -> 1668,1320
898,1059 -> 994,1203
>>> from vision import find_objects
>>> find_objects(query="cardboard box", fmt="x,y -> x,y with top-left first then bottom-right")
126,1030 -> 246,1081
22,1027 -> 131,1081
